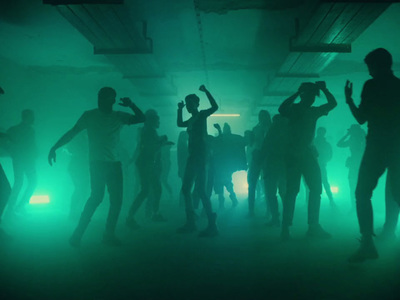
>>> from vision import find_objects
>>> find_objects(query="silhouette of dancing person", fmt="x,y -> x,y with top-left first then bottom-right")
314,127 -> 336,207
48,87 -> 145,246
337,124 -> 366,213
126,109 -> 171,228
0,86 -> 12,241
7,109 -> 37,215
279,81 -> 337,240
260,114 -> 289,227
177,84 -> 218,237
345,48 -> 400,262
247,110 -> 271,217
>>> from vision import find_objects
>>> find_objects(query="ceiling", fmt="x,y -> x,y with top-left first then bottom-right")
1,0 -> 400,124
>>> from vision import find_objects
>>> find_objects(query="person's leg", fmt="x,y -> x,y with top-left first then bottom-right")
247,154 -> 262,216
8,159 -> 24,211
151,169 -> 164,221
104,162 -> 123,244
0,164 -> 11,221
224,172 -> 238,207
197,160 -> 218,237
320,163 -> 334,205
17,162 -> 37,210
70,161 -> 106,246
127,164 -> 150,221
381,171 -> 399,239
0,164 -> 11,240
281,154 -> 302,239
349,147 -> 386,262
302,153 -> 330,238
178,156 -> 197,233
264,156 -> 280,226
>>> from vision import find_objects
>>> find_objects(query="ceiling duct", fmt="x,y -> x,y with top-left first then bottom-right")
264,0 -> 391,99
44,0 -> 177,96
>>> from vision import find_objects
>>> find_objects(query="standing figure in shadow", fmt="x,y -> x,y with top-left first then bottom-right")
0,86 -> 12,241
48,87 -> 145,247
345,48 -> 400,262
314,126 -> 336,207
213,123 -> 245,209
337,124 -> 366,214
177,84 -> 218,237
126,109 -> 172,229
279,81 -> 337,240
247,110 -> 271,217
7,109 -> 37,215
260,114 -> 289,227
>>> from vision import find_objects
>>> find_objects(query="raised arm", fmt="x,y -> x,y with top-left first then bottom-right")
199,85 -> 218,115
317,83 -> 337,112
345,80 -> 367,125
119,97 -> 145,124
278,91 -> 299,116
177,101 -> 188,127
337,132 -> 350,148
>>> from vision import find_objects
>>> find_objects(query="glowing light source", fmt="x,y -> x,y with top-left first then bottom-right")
330,186 -> 339,194
210,114 -> 240,117
30,195 -> 50,205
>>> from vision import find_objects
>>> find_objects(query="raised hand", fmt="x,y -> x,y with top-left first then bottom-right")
199,85 -> 207,92
345,80 -> 353,102
119,97 -> 133,107
48,148 -> 56,166
178,101 -> 185,109
213,123 -> 221,129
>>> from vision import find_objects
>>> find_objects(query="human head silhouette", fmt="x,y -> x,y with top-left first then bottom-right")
98,87 -> 116,112
364,48 -> 392,78
299,82 -> 319,107
223,123 -> 231,135
184,94 -> 200,114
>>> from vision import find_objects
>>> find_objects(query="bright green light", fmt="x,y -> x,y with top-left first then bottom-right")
330,186 -> 339,194
30,195 -> 50,204
210,114 -> 240,117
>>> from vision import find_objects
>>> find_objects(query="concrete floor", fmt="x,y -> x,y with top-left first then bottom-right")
0,196 -> 399,300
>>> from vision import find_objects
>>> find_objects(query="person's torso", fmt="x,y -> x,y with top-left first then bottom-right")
85,109 -> 125,162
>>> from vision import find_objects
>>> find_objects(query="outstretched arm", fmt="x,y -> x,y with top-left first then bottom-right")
279,91 -> 299,116
345,80 -> 367,124
200,85 -> 218,115
48,116 -> 86,166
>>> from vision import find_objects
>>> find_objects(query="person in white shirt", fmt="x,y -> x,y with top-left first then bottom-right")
48,87 -> 145,247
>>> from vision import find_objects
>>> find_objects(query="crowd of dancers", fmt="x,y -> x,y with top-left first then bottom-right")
0,48 -> 400,264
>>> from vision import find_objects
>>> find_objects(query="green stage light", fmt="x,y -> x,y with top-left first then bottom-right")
29,195 -> 50,205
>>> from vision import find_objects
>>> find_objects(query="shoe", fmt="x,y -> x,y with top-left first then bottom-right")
126,217 -> 140,230
266,218 -> 280,228
199,213 -> 218,237
280,226 -> 290,241
177,222 -> 197,234
152,213 -> 167,222
306,224 -> 332,239
198,225 -> 219,237
69,234 -> 81,248
102,233 -> 122,246
348,236 -> 379,263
